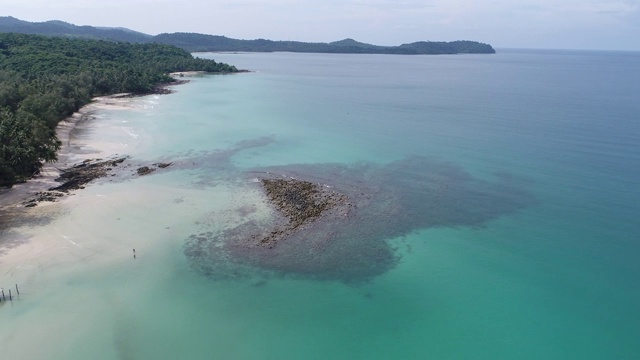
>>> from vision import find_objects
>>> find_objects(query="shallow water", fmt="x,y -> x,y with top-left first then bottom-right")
1,50 -> 639,359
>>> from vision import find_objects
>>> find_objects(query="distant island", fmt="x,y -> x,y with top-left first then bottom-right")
154,34 -> 495,55
0,16 -> 496,55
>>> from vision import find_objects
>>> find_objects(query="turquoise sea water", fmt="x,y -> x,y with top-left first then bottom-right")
1,49 -> 639,359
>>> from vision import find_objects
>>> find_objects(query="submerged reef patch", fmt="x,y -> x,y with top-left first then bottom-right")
184,155 -> 535,283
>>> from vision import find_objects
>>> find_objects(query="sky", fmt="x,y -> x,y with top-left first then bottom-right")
2,0 -> 640,50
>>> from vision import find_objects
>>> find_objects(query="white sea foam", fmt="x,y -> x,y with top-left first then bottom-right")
122,127 -> 139,139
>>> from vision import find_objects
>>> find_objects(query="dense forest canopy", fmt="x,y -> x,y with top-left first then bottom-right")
0,33 -> 237,187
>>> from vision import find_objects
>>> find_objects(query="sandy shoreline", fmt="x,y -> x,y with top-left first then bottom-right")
169,71 -> 207,77
0,72 -> 202,270
0,94 -> 138,212
0,71 -> 203,213
0,93 -> 142,282
0,86 -> 183,281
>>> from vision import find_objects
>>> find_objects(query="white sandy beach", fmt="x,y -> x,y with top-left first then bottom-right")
0,94 -> 147,277
0,73 -> 223,280
0,94 -> 137,209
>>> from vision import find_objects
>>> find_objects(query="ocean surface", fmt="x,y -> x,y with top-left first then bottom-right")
1,49 -> 639,359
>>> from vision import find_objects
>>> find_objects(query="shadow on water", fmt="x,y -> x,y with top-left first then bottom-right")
178,139 -> 536,284
0,207 -> 59,257
0,229 -> 33,258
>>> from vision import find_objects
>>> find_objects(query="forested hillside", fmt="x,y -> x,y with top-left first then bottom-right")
0,33 -> 237,186
154,33 -> 496,54
0,17 -> 496,55
0,16 -> 152,43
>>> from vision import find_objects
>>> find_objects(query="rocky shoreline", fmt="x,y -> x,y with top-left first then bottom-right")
21,158 -> 172,208
0,77 -> 188,212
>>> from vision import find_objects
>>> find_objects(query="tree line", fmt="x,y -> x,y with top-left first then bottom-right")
153,33 -> 496,54
1,17 -> 496,55
0,33 -> 238,187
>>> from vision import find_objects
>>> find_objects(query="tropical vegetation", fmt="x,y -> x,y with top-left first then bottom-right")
0,33 -> 237,186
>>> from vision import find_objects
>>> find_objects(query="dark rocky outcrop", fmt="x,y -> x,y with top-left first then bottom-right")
257,178 -> 348,247
51,157 -> 127,192
19,158 -> 173,207
136,166 -> 154,176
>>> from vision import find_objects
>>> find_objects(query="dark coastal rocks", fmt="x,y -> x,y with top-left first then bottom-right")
54,158 -> 173,190
137,162 -> 172,176
22,191 -> 65,207
19,158 -> 174,207
18,157 -> 128,207
136,166 -> 154,176
51,157 -> 127,193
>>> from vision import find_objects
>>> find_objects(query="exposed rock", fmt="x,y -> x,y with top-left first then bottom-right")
136,166 -> 154,176
18,156 -> 173,207
258,177 -> 348,246
51,157 -> 127,192
21,191 -> 65,207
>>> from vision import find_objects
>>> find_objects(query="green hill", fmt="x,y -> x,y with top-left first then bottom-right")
154,32 -> 495,54
0,16 -> 152,43
0,17 -> 496,55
